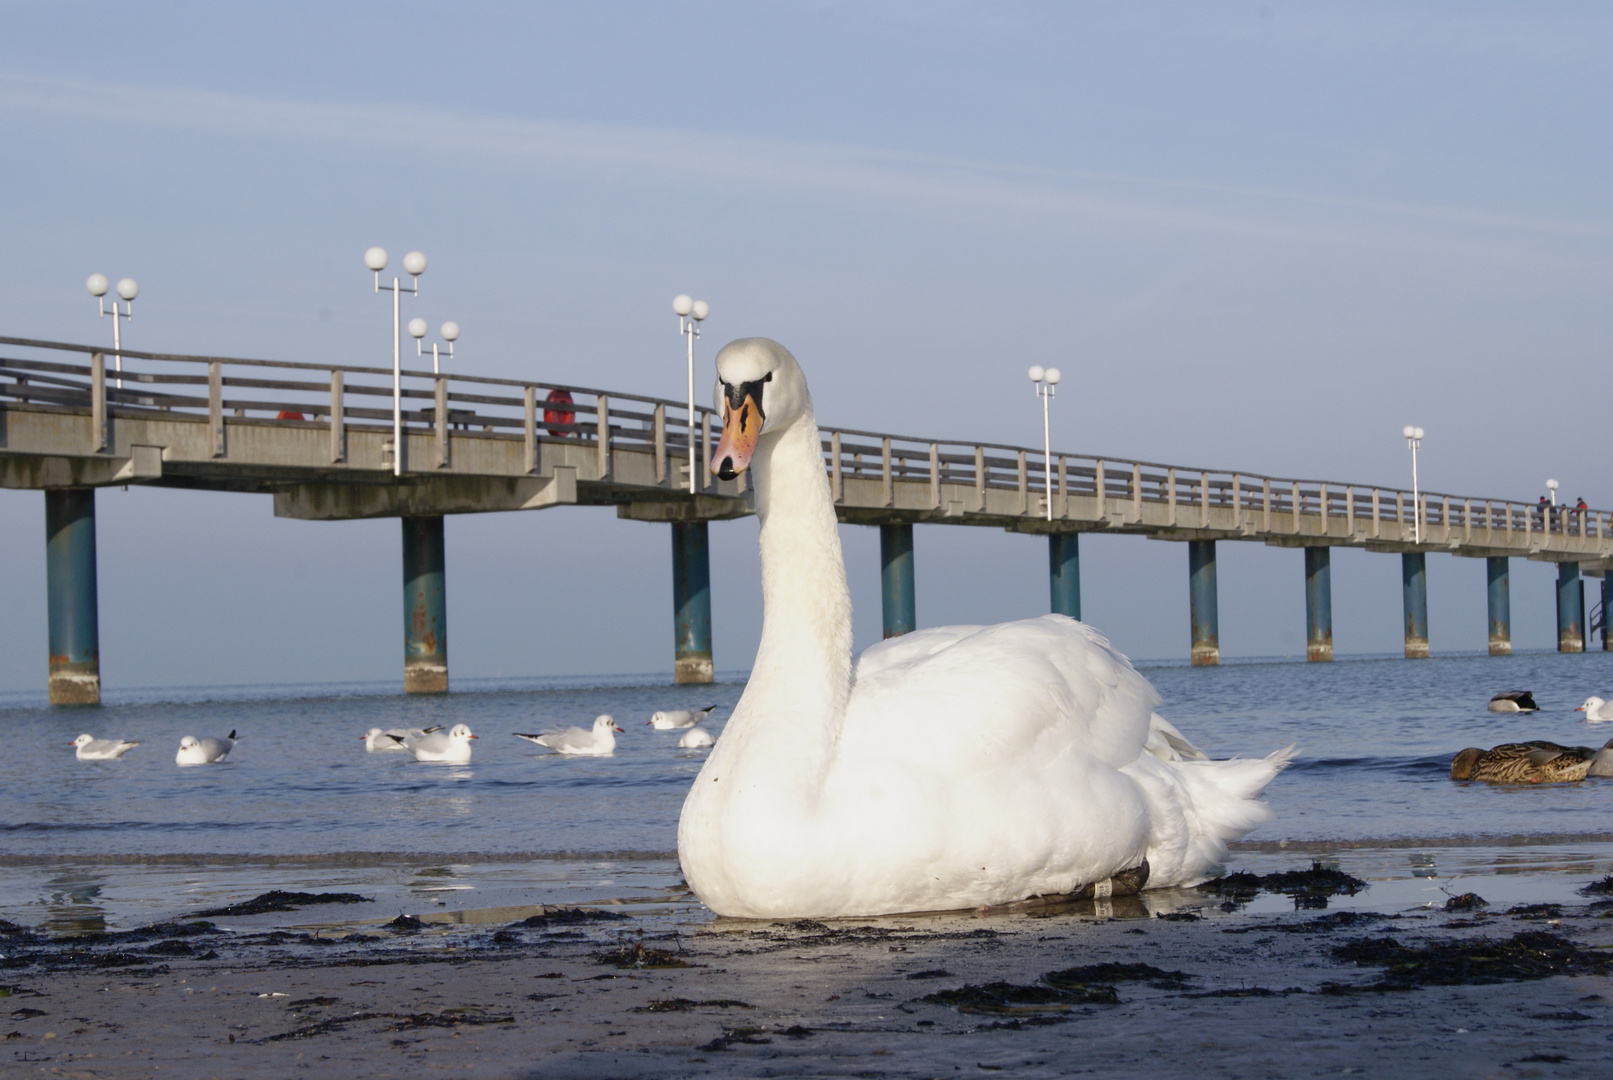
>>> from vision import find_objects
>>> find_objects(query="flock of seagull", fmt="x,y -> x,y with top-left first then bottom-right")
69,705 -> 723,766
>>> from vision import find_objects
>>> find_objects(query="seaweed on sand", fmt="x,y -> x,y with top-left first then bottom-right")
596,939 -> 694,969
1042,962 -> 1194,991
633,998 -> 754,1013
509,907 -> 631,930
921,980 -> 1119,1013
192,891 -> 373,918
1578,875 -> 1613,896
1325,930 -> 1611,993
1196,862 -> 1367,909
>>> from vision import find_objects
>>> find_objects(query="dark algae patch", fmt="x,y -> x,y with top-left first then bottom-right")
922,980 -> 1119,1013
1326,930 -> 1611,992
1444,893 -> 1488,912
1579,875 -> 1613,896
192,891 -> 372,918
1043,962 -> 1194,990
510,907 -> 631,930
596,940 -> 694,969
1197,862 -> 1368,909
633,998 -> 753,1013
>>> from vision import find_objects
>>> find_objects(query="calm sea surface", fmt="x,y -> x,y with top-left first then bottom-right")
4,649 -> 1612,928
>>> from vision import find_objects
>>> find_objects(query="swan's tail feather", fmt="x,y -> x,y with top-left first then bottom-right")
1122,743 -> 1299,889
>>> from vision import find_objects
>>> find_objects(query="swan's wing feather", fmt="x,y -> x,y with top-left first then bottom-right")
842,615 -> 1159,775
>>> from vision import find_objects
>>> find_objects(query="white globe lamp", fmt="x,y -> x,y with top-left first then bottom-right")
86,273 -> 109,297
364,247 -> 388,272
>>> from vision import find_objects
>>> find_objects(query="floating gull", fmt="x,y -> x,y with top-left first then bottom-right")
1575,697 -> 1613,723
176,731 -> 237,766
392,723 -> 476,763
515,715 -> 623,756
678,727 -> 714,749
72,734 -> 140,761
649,706 -> 717,730
361,725 -> 442,752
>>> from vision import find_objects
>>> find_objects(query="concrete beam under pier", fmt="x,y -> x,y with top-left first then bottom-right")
671,522 -> 713,684
1188,540 -> 1218,666
402,515 -> 448,694
1487,557 -> 1511,656
1402,552 -> 1429,659
1304,546 -> 1332,662
880,523 -> 916,639
1049,533 -> 1080,620
45,488 -> 100,705
1558,562 -> 1585,653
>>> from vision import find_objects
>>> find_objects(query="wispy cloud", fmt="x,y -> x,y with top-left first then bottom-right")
3,71 -> 1608,248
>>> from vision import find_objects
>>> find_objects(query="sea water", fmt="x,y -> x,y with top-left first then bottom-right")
3,650 -> 1611,929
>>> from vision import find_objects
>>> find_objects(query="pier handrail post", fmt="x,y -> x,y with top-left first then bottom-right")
653,403 -> 667,486
90,351 -> 106,452
974,446 -> 985,511
929,442 -> 941,510
1131,463 -> 1141,522
1262,478 -> 1271,532
831,431 -> 843,502
434,376 -> 449,468
702,412 -> 712,490
882,437 -> 894,507
208,360 -> 224,459
596,395 -> 610,479
522,386 -> 536,474
330,370 -> 345,464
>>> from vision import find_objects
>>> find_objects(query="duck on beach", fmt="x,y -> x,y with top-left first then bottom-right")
515,715 -> 624,756
72,734 -> 140,761
1575,697 -> 1613,723
675,338 -> 1295,920
176,731 -> 237,766
1450,738 -> 1613,783
1487,691 -> 1539,713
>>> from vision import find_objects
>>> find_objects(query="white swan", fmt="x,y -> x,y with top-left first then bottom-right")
1576,697 -> 1613,723
676,338 -> 1295,919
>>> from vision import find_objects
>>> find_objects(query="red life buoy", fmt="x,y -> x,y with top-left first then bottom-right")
544,390 -> 575,437
276,411 -> 305,421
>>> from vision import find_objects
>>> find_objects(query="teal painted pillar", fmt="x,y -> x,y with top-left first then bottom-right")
1304,546 -> 1332,662
1487,557 -> 1511,656
1558,562 -> 1584,653
1402,552 -> 1429,659
1049,533 -> 1081,620
1603,575 -> 1613,652
1188,540 -> 1219,666
880,523 -> 915,638
402,515 -> 448,693
45,488 -> 101,705
672,521 -> 713,684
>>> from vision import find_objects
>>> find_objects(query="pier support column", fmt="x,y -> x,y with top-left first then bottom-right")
1188,540 -> 1219,667
1487,557 -> 1511,656
1557,562 -> 1584,653
1049,533 -> 1080,620
1304,546 -> 1332,662
880,523 -> 915,639
671,522 -> 713,684
401,515 -> 448,694
1402,552 -> 1429,659
45,488 -> 100,706
1603,575 -> 1613,652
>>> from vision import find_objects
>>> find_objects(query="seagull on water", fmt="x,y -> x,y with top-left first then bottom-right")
72,734 -> 140,761
361,725 -> 442,752
515,715 -> 624,756
649,706 -> 717,730
176,731 -> 237,766
1576,697 -> 1613,723
389,723 -> 477,763
678,727 -> 714,749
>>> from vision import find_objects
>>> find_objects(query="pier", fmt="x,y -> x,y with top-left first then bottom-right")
5,333 -> 1612,704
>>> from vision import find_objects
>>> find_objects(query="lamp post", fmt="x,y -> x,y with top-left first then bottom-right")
364,247 -> 428,477
87,273 -> 139,389
672,294 -> 710,494
407,318 -> 461,375
1402,425 -> 1424,543
1546,478 -> 1559,506
1029,365 -> 1061,521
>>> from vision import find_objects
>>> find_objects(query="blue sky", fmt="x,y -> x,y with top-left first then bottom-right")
1,2 -> 1609,693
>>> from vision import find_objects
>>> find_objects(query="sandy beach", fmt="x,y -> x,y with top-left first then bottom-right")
6,865 -> 1612,1080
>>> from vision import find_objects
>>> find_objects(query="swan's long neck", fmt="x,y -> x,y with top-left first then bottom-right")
722,406 -> 852,801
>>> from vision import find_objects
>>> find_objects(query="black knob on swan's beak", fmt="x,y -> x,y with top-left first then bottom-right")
716,457 -> 738,481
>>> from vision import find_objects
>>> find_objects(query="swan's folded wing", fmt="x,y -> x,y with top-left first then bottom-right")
841,614 -> 1160,776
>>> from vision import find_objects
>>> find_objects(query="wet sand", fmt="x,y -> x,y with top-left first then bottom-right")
5,874 -> 1613,1079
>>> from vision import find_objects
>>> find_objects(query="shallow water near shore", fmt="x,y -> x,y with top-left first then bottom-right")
4,648 -> 1613,930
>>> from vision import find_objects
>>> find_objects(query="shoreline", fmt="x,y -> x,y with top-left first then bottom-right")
4,860 -> 1611,1079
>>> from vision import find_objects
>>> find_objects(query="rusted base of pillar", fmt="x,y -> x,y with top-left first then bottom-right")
1307,640 -> 1333,662
1558,634 -> 1585,654
1189,644 -> 1219,667
675,654 -> 713,685
49,671 -> 100,706
1489,636 -> 1512,656
1404,637 -> 1430,659
404,663 -> 449,694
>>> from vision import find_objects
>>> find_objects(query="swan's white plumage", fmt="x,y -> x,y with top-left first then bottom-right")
676,338 -> 1292,919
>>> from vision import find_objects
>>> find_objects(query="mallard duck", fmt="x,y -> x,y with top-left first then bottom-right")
1450,738 -> 1613,783
1487,691 -> 1539,713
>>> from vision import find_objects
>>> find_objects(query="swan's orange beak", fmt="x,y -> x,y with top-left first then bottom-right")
712,384 -> 764,480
